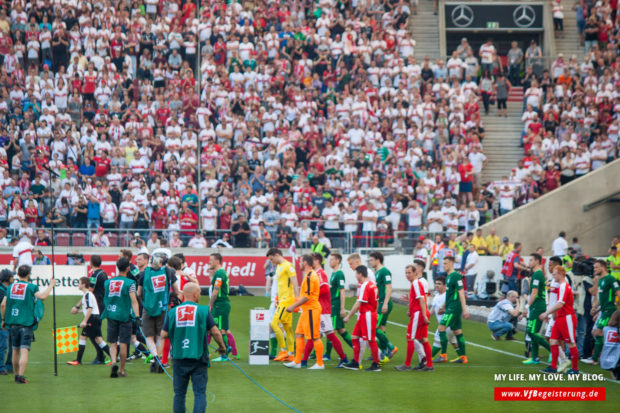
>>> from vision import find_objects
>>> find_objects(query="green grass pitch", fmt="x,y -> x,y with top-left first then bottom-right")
3,296 -> 618,412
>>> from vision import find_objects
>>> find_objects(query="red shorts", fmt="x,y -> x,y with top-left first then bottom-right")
550,313 -> 577,344
353,311 -> 377,341
407,310 -> 429,341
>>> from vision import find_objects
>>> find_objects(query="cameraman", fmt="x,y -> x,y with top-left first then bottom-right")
572,256 -> 596,360
488,291 -> 521,340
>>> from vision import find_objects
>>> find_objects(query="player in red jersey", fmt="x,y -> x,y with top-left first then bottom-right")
395,264 -> 434,372
539,266 -> 580,375
342,265 -> 381,372
300,254 -> 349,368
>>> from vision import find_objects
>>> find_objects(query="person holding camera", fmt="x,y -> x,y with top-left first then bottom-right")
488,291 -> 520,340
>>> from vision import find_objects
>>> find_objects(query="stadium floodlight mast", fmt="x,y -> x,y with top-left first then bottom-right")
43,164 -> 59,376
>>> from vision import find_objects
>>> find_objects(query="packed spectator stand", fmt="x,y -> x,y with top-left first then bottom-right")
0,0 -> 616,251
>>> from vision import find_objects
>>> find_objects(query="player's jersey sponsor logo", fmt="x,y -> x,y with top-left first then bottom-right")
10,283 -> 26,300
151,274 -> 167,293
177,305 -> 196,327
255,313 -> 265,321
606,329 -> 618,343
109,280 -> 124,297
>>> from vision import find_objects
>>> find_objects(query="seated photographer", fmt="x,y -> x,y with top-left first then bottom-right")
473,270 -> 498,300
488,290 -> 521,341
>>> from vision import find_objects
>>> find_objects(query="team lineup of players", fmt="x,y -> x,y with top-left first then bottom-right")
264,248 -> 469,371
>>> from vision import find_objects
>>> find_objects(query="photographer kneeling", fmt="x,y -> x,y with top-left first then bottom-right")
488,291 -> 521,340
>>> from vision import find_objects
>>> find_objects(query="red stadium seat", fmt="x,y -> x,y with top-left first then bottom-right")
72,233 -> 86,247
56,233 -> 70,247
106,233 -> 118,247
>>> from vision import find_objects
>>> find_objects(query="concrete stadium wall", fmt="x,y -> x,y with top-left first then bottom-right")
479,159 -> 620,255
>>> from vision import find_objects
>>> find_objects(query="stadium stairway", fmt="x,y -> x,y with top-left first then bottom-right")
410,0 -> 441,60
480,87 -> 524,183
553,6 -> 584,63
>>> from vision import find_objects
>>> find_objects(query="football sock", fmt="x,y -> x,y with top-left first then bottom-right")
432,345 -> 441,357
456,334 -> 466,356
226,333 -> 238,356
98,341 -> 111,357
284,324 -> 295,354
529,333 -> 550,359
569,346 -> 579,370
368,340 -> 380,364
375,329 -> 389,353
550,344 -> 559,370
313,339 -> 324,366
271,320 -> 286,351
90,336 -> 104,361
339,331 -> 353,348
423,342 -> 433,367
353,339 -> 361,363
161,339 -> 170,364
558,346 -> 567,362
77,339 -> 87,363
439,331 -> 448,353
269,337 -> 278,357
405,340 -> 414,367
302,339 -> 314,362
592,336 -> 603,362
325,341 -> 333,358
294,336 -> 305,364
326,332 -> 346,360
414,340 -> 424,362
359,339 -> 367,362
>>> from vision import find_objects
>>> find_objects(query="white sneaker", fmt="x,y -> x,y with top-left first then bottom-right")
308,364 -> 325,370
558,359 -> 572,373
284,362 -> 301,369
580,358 -> 594,365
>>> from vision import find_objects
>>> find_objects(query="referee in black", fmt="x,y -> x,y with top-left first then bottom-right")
161,282 -> 226,413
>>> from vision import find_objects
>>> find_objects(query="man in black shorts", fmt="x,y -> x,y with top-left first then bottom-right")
89,255 -> 108,364
67,277 -> 111,365
102,258 -> 140,378
126,251 -> 150,362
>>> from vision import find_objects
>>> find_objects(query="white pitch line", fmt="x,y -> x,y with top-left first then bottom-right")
387,320 -> 620,385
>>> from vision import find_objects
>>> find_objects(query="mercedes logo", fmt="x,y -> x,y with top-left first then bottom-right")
451,5 -> 474,28
513,5 -> 536,28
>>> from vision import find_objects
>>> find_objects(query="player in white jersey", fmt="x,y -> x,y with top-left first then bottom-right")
430,275 -> 458,362
544,256 -> 570,371
12,230 -> 34,270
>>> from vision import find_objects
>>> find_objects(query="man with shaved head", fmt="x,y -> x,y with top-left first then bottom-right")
162,282 -> 226,413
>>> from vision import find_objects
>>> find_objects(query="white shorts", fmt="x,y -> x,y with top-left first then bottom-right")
320,314 -> 334,334
544,316 -> 555,338
433,327 -> 457,347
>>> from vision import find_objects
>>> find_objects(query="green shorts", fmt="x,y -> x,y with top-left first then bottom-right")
330,311 -> 345,330
440,311 -> 462,331
596,310 -> 615,330
526,309 -> 544,335
212,301 -> 231,331
377,300 -> 393,327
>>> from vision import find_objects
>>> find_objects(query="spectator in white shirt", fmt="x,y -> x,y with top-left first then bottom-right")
426,203 -> 444,234
551,231 -> 568,256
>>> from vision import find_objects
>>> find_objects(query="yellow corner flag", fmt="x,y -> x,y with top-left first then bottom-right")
55,326 -> 79,354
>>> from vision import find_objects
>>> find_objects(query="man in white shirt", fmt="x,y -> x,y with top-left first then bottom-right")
426,203 -> 444,235
13,229 -> 34,270
361,203 -> 378,247
200,201 -> 218,235
464,244 -> 479,294
188,231 -> 208,249
322,200 -> 340,231
551,231 -> 568,256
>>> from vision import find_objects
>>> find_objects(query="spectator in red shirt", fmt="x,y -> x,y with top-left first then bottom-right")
178,202 -> 198,246
458,157 -> 474,204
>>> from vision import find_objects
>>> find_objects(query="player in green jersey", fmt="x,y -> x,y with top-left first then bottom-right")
369,251 -> 398,363
1,265 -> 56,383
522,253 -> 551,364
589,259 -> 620,364
209,253 -> 238,361
436,256 -> 470,364
325,253 -> 353,359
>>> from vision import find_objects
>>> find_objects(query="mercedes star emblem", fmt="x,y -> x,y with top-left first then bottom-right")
513,5 -> 536,28
451,5 -> 474,28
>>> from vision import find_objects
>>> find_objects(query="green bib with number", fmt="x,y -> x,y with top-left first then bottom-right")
168,302 -> 210,360
102,276 -> 135,322
4,281 -> 39,327
142,267 -> 169,317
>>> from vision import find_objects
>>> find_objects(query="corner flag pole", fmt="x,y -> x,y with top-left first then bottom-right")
44,165 -> 59,376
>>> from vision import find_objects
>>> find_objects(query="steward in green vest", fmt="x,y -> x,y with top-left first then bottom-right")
310,235 -> 330,264
162,283 -> 226,413
102,257 -> 140,378
0,265 -> 55,383
606,246 -> 620,281
562,249 -> 576,272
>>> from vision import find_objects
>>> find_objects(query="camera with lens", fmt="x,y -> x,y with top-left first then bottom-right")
572,256 -> 594,276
